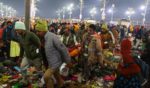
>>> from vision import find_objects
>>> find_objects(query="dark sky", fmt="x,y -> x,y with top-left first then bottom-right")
0,0 -> 149,22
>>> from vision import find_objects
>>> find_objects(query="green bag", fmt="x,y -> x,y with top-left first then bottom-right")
10,41 -> 20,57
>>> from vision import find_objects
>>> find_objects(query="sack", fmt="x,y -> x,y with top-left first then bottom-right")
20,57 -> 29,68
10,41 -> 20,57
59,63 -> 69,77
135,57 -> 149,86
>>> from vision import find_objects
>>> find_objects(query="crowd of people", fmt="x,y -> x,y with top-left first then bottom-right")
0,18 -> 150,88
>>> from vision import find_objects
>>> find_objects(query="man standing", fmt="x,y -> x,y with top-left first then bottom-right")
81,24 -> 104,80
14,21 -> 42,70
35,20 -> 71,88
134,26 -> 144,49
100,23 -> 115,49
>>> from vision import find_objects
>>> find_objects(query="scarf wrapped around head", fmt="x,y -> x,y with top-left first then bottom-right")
121,39 -> 132,54
121,38 -> 134,64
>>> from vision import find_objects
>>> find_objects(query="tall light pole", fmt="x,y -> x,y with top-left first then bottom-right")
140,5 -> 146,25
79,0 -> 83,20
67,3 -> 74,19
62,7 -> 66,19
8,7 -> 12,17
14,10 -> 17,17
143,0 -> 149,25
108,4 -> 115,23
0,3 -> 3,17
56,9 -> 61,19
25,0 -> 31,31
111,4 -> 115,22
3,5 -> 7,17
125,8 -> 135,21
0,3 -> 16,18
101,0 -> 106,20
31,0 -> 39,19
11,10 -> 17,17
90,7 -> 97,20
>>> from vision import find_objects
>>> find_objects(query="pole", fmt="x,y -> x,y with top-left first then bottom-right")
69,10 -> 72,19
62,7 -> 65,19
111,4 -> 115,23
58,11 -> 61,19
110,12 -> 113,22
63,11 -> 65,19
102,0 -> 106,20
25,0 -> 31,31
128,15 -> 131,21
0,3 -> 2,17
79,0 -> 83,20
92,15 -> 95,20
143,0 -> 149,25
111,11 -> 113,22
91,14 -> 93,20
5,6 -> 8,17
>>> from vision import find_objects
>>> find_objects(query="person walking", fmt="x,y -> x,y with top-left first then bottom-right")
35,20 -> 71,88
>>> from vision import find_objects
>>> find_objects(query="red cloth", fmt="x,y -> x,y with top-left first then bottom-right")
0,28 -> 4,40
118,39 -> 141,77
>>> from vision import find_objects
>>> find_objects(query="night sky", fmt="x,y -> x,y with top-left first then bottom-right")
0,0 -> 149,22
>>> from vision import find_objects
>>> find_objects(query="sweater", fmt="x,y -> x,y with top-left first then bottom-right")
44,32 -> 71,69
19,31 -> 41,59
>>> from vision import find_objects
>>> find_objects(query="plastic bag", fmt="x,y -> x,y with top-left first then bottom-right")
20,57 -> 28,68
59,63 -> 69,77
10,41 -> 20,57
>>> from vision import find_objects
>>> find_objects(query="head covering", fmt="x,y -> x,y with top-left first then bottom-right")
35,20 -> 48,32
101,23 -> 108,30
129,25 -> 134,32
14,21 -> 26,30
74,24 -> 79,32
119,38 -> 141,76
7,21 -> 12,25
89,24 -> 96,31
121,39 -> 132,54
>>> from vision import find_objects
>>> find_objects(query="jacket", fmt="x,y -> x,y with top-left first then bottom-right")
19,31 -> 41,59
82,33 -> 103,65
44,32 -> 71,69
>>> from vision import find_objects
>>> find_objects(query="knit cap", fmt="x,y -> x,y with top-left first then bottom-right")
14,21 -> 26,30
101,23 -> 108,30
35,20 -> 48,32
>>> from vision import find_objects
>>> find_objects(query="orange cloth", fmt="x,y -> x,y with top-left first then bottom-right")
69,48 -> 80,57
